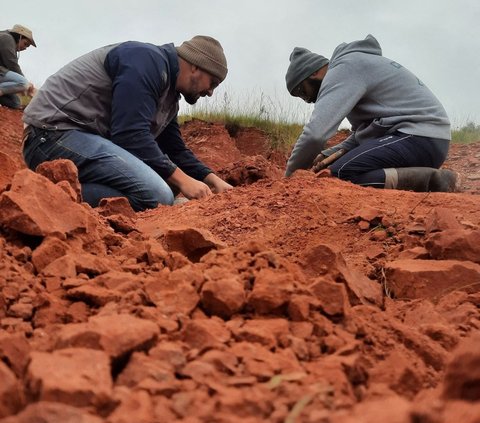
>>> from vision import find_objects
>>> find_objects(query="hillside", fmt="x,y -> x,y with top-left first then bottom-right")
0,106 -> 480,423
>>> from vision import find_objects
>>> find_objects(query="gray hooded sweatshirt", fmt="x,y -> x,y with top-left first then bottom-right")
285,35 -> 451,176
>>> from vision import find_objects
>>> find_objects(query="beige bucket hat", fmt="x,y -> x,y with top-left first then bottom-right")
9,24 -> 36,47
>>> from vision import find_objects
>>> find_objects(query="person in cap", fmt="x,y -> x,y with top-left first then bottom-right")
0,24 -> 37,109
284,34 -> 458,193
23,36 -> 233,211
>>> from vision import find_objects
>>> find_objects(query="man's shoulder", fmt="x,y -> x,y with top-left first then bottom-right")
108,41 -> 177,70
0,31 -> 14,44
115,41 -> 175,54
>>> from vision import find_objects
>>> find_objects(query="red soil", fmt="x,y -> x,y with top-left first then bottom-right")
1,107 -> 480,422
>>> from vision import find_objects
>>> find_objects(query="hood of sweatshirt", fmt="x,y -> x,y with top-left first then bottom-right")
330,34 -> 382,64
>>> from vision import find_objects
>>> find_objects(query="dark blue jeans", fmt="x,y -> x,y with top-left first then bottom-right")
0,70 -> 28,109
329,132 -> 450,188
23,127 -> 174,211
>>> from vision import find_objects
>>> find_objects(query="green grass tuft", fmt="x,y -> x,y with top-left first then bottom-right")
180,90 -> 480,149
451,121 -> 480,144
179,90 -> 307,152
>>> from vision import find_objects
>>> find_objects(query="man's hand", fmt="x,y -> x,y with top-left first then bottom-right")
168,168 -> 212,200
203,173 -> 233,193
311,149 -> 346,173
312,153 -> 328,173
25,82 -> 36,97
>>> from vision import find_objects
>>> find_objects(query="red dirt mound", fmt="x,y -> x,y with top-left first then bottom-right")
1,107 -> 480,422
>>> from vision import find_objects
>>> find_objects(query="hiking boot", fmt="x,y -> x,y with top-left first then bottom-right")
385,167 -> 462,192
429,169 -> 462,192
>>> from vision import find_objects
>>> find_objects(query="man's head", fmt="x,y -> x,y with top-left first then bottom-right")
286,47 -> 329,103
9,24 -> 37,51
176,35 -> 227,104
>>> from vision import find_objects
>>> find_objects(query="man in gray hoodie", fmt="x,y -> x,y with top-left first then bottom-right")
284,34 -> 458,192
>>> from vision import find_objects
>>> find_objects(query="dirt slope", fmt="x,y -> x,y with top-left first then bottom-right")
0,107 -> 480,423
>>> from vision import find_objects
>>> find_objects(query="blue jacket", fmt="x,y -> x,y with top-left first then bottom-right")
23,41 -> 212,181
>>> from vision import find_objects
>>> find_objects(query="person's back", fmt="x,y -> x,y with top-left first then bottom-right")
326,35 -> 450,142
24,42 -> 179,139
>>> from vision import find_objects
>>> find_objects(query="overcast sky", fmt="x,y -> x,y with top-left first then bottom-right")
4,0 -> 480,127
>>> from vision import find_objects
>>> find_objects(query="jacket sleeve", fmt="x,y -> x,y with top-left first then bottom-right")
104,43 -> 178,180
156,118 -> 213,181
0,36 -> 23,75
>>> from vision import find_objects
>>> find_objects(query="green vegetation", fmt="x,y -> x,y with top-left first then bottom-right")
179,91 -> 306,151
180,90 -> 480,149
451,121 -> 480,144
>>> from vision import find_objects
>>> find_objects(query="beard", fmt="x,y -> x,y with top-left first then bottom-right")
182,74 -> 202,105
306,79 -> 323,103
183,93 -> 199,105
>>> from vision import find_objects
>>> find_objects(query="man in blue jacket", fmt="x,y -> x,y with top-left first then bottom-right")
284,34 -> 459,192
23,35 -> 232,211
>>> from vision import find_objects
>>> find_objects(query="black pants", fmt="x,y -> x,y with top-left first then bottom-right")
329,132 -> 450,188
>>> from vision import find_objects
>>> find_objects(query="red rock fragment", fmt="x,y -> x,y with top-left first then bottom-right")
200,276 -> 246,318
0,169 -> 91,236
182,318 -> 231,351
0,361 -> 24,418
108,388 -> 155,423
164,227 -> 226,262
36,159 -> 82,203
303,243 -> 383,307
424,207 -> 462,234
247,268 -> 295,314
0,332 -> 30,377
26,348 -> 113,411
98,196 -> 136,219
309,277 -> 350,317
426,229 -> 480,264
55,313 -> 159,361
443,334 -> 480,401
0,401 -> 104,423
31,235 -> 70,273
385,259 -> 480,300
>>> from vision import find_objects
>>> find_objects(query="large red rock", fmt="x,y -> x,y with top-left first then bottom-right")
0,169 -> 93,236
303,243 -> 383,307
426,229 -> 480,264
55,313 -> 159,360
26,348 -> 113,411
385,259 -> 480,300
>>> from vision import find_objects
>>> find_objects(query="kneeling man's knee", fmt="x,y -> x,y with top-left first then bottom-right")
133,185 -> 174,211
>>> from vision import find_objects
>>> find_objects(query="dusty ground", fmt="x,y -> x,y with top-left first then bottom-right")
0,106 -> 480,422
